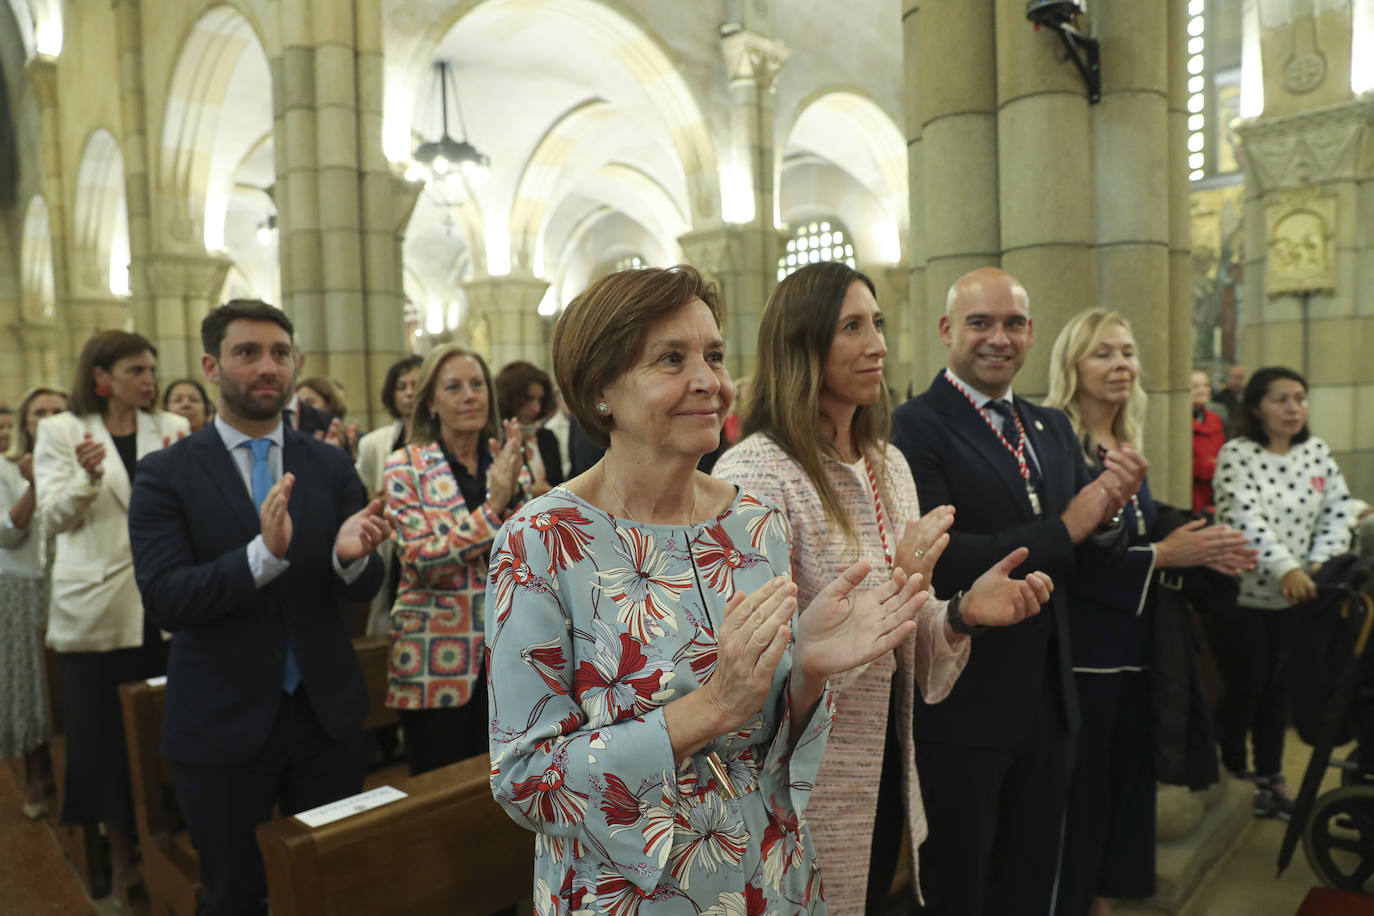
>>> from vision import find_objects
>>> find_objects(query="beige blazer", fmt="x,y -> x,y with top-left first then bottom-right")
35,409 -> 189,652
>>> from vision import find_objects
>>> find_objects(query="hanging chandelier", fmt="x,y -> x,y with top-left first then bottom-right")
410,60 -> 490,186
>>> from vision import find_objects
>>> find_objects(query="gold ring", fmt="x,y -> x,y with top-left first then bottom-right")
913,547 -> 926,559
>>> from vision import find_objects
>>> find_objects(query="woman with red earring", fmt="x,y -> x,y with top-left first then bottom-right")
32,330 -> 188,906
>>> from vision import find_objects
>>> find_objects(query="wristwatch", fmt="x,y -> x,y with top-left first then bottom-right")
946,590 -> 985,637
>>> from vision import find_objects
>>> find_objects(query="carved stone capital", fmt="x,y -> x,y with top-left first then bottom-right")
720,26 -> 790,93
24,56 -> 59,109
142,254 -> 234,300
10,319 -> 57,350
1234,98 -> 1374,192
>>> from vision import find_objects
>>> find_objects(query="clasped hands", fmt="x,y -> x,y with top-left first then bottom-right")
258,473 -> 396,563
1061,443 -> 1150,542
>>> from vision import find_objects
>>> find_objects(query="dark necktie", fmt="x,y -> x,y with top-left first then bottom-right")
985,400 -> 1042,485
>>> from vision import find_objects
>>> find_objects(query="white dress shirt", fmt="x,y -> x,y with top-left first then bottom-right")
212,415 -> 367,587
944,368 -> 1042,470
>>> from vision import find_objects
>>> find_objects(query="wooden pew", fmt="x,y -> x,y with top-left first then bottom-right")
257,754 -> 533,916
119,637 -> 403,915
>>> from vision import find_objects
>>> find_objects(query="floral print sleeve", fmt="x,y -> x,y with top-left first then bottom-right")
487,488 -> 834,915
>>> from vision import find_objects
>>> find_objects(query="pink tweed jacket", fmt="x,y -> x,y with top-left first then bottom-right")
714,434 -> 969,913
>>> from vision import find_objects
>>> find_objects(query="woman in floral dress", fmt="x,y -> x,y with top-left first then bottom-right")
487,265 -> 930,915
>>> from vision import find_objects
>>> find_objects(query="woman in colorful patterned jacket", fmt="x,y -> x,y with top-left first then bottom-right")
714,261 -> 1055,914
384,343 -> 529,775
486,265 -> 933,915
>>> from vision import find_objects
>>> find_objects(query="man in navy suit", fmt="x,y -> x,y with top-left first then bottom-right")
891,268 -> 1147,916
129,300 -> 393,915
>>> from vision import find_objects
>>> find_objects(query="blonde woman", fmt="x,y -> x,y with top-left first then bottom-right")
1045,310 -> 1253,916
383,344 -> 528,775
714,262 -> 1054,914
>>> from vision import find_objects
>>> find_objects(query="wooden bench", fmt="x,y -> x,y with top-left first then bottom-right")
119,637 -> 404,915
257,754 -> 533,916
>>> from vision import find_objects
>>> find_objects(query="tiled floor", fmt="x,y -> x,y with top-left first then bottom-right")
1117,733 -> 1352,916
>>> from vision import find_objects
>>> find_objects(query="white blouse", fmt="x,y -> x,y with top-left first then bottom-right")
0,457 -> 41,577
1214,436 -> 1351,609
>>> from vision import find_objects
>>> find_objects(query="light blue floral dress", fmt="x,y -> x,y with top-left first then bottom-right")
487,486 -> 835,915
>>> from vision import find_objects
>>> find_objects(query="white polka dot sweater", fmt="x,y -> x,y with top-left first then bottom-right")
1214,436 -> 1352,609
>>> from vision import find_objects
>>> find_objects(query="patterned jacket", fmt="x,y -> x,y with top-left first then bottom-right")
383,443 -> 529,709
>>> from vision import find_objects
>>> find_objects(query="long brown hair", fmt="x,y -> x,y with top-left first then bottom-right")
745,261 -> 889,543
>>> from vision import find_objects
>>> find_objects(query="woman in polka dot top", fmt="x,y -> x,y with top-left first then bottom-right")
1210,366 -> 1352,817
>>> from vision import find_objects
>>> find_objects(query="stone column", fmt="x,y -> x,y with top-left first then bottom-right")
1092,0 -> 1187,502
461,274 -> 551,372
145,254 -> 233,379
685,23 -> 789,379
994,1 -> 1096,399
905,0 -> 1000,386
1234,100 -> 1374,498
678,225 -> 782,380
271,0 -> 410,430
355,0 -> 413,431
111,0 -> 156,336
11,320 -> 61,388
23,55 -> 74,382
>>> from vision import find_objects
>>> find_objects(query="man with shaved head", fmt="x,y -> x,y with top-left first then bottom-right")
890,268 -> 1147,915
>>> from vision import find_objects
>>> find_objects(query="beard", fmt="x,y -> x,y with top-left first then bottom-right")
219,373 -> 291,421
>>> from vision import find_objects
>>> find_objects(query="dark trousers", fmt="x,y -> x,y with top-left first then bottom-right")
1205,604 -> 1299,776
399,672 -> 489,776
172,688 -> 367,916
914,682 -> 1074,916
1055,672 -> 1156,916
58,621 -> 168,833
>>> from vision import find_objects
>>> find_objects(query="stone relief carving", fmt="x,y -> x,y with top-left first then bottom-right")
1263,190 -> 1337,296
1235,100 -> 1372,192
1282,52 -> 1327,94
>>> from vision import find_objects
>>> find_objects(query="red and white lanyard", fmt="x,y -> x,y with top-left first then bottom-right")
862,456 -> 894,573
944,369 -> 1042,516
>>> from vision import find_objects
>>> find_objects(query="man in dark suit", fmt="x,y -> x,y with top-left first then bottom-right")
129,299 -> 393,915
891,268 -> 1146,916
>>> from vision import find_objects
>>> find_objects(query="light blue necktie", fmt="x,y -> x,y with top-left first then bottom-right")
244,438 -> 302,694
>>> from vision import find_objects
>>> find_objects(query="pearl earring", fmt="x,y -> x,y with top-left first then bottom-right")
596,402 -> 609,414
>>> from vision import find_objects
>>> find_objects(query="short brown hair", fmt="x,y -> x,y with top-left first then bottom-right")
69,330 -> 158,416
408,344 -> 500,447
495,361 -> 556,422
552,265 -> 720,449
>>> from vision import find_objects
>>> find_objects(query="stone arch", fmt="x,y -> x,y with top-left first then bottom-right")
71,128 -> 130,296
158,4 -> 273,253
393,0 -> 721,222
508,98 -> 619,273
20,194 -> 54,319
782,89 -> 907,262
3,0 -> 62,58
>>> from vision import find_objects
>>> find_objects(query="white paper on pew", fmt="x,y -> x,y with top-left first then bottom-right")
145,675 -> 167,687
293,786 -> 408,828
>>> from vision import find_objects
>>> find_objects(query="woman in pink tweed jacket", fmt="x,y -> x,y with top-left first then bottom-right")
714,263 -> 1053,914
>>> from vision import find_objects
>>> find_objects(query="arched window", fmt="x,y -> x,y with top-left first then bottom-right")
613,254 -> 645,272
777,219 -> 855,282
